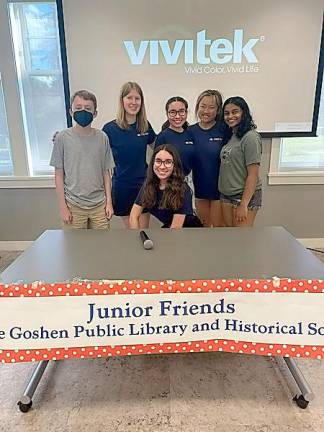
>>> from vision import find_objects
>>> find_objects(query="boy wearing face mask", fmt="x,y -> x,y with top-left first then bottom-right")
50,90 -> 115,229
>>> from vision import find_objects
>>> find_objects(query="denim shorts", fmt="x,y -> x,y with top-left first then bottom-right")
220,188 -> 262,211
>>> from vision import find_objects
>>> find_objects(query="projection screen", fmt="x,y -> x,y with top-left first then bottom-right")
59,0 -> 324,136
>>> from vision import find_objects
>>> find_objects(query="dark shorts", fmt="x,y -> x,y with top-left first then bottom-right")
112,182 -> 143,216
195,193 -> 221,201
220,188 -> 262,211
192,180 -> 221,201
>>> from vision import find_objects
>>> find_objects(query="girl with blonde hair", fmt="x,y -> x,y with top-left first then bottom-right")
103,82 -> 156,228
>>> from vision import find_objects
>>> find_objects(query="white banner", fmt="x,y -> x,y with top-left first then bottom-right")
1,292 -> 324,350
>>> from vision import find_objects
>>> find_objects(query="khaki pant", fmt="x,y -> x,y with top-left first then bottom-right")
64,202 -> 109,229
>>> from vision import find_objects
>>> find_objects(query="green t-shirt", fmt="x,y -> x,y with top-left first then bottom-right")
218,129 -> 262,196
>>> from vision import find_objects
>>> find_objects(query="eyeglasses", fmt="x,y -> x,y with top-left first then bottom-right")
167,109 -> 187,117
154,158 -> 174,168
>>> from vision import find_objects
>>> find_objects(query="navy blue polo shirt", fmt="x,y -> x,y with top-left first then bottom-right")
135,184 -> 194,226
154,128 -> 194,176
189,122 -> 225,200
102,120 -> 156,186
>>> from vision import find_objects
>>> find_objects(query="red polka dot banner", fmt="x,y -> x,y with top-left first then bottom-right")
0,278 -> 324,363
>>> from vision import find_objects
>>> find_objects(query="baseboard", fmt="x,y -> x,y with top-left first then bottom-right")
0,241 -> 32,251
297,238 -> 324,249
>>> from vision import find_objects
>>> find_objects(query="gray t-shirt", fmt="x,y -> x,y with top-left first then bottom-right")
50,127 -> 115,208
218,129 -> 262,196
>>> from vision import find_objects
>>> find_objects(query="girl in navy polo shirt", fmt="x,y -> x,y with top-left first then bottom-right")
189,89 -> 225,227
130,144 -> 201,229
102,82 -> 156,228
154,96 -> 194,177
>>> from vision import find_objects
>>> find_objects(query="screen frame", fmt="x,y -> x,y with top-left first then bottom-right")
56,0 -> 324,138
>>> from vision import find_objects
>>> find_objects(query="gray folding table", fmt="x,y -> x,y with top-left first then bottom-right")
1,226 -> 324,411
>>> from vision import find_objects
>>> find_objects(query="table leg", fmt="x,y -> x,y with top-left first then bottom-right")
17,360 -> 49,412
283,357 -> 314,409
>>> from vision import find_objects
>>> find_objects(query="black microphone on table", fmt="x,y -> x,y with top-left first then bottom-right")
140,230 -> 154,250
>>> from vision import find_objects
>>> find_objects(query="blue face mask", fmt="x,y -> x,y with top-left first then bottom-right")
73,110 -> 93,127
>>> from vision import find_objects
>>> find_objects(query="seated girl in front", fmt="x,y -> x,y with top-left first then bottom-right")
130,144 -> 201,228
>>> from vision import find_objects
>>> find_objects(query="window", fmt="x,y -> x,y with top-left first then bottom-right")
0,74 -> 13,176
279,135 -> 324,171
9,2 -> 66,176
0,0 -> 66,181
269,71 -> 324,184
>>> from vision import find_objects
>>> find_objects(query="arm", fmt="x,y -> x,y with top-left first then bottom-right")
54,168 -> 72,224
169,185 -> 193,228
146,143 -> 154,164
170,214 -> 186,229
52,131 -> 60,143
103,170 -> 114,220
129,204 -> 144,229
235,164 -> 259,222
148,123 -> 157,150
145,123 -> 156,162
153,132 -> 164,150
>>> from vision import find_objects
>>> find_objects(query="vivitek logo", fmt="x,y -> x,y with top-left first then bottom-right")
124,29 -> 261,65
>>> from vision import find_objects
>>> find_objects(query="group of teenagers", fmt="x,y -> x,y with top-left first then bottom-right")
50,82 -> 262,230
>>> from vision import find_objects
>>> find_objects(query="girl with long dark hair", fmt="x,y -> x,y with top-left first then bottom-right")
130,144 -> 201,228
219,96 -> 262,227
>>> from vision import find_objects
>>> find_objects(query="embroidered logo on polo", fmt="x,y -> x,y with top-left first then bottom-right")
209,137 -> 223,141
185,141 -> 194,145
137,132 -> 149,137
